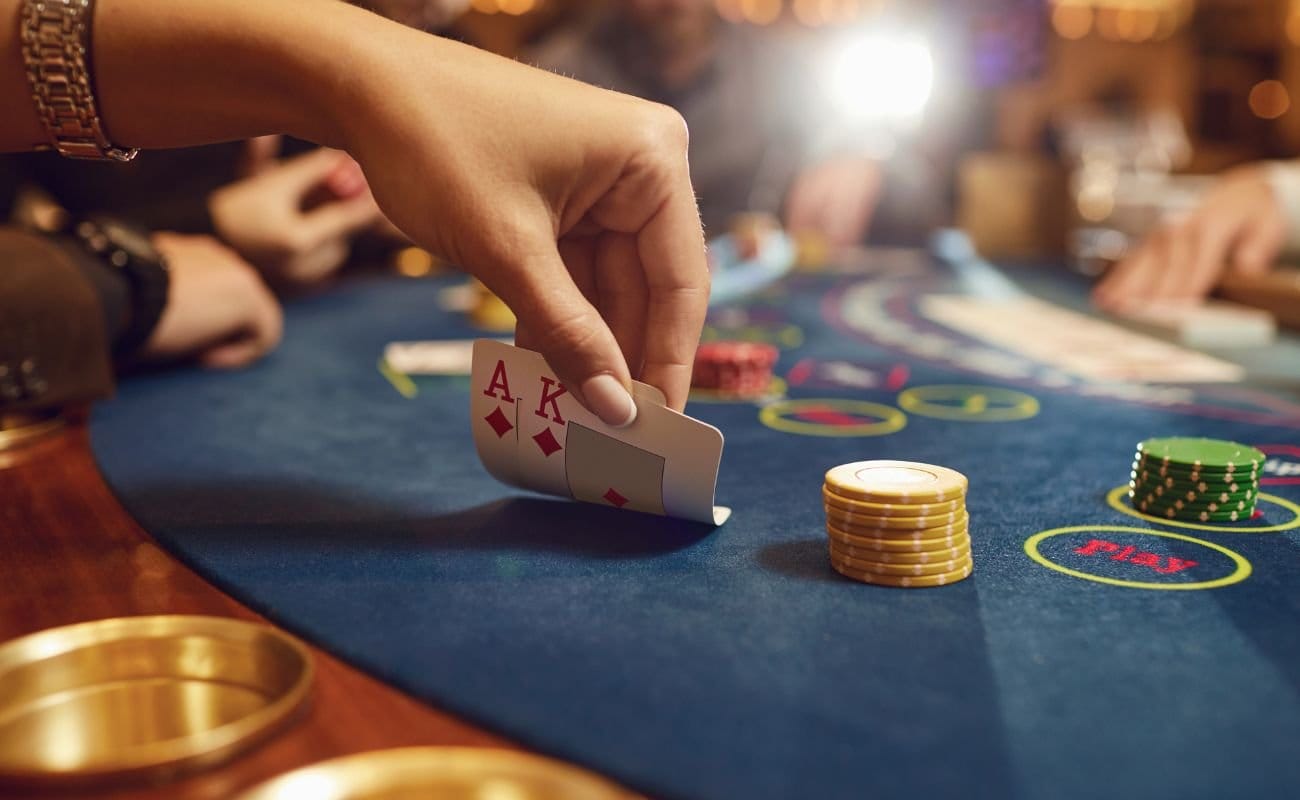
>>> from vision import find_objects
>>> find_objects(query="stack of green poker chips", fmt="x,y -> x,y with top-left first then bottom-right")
1128,437 -> 1265,522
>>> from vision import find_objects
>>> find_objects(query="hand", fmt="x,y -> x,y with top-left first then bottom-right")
343,35 -> 709,422
3,0 -> 710,422
142,233 -> 283,369
784,156 -> 882,249
1093,166 -> 1287,312
209,148 -> 383,287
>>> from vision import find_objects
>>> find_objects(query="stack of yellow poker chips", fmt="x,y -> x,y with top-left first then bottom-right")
823,460 -> 972,587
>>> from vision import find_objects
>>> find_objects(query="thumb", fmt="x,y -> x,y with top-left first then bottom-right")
488,244 -> 637,428
198,337 -> 268,369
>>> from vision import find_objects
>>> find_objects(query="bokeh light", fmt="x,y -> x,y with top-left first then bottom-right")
1249,80 -> 1291,120
1051,3 -> 1093,40
497,0 -> 534,15
739,0 -> 782,25
824,33 -> 934,125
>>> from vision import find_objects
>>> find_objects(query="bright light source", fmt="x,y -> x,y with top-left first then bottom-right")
824,34 -> 934,126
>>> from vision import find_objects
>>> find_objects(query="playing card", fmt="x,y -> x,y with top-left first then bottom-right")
470,340 -> 729,525
470,343 -> 523,486
386,339 -> 503,376
632,380 -> 667,407
565,422 -> 666,515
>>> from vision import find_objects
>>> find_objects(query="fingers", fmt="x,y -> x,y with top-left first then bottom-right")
276,147 -> 358,189
1093,234 -> 1162,312
1176,217 -> 1236,301
1151,221 -> 1194,301
784,169 -> 825,236
593,232 -> 648,378
1233,216 -> 1286,277
488,226 -> 637,428
324,156 -> 368,199
279,237 -> 351,285
635,181 -> 709,412
202,280 -> 284,369
299,193 -> 383,243
199,337 -> 271,369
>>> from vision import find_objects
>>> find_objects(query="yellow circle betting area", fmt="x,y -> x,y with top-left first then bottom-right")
1024,525 -> 1252,590
897,385 -> 1040,422
759,399 -> 906,437
1104,485 -> 1300,533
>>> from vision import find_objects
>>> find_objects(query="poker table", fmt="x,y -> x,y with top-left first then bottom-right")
15,243 -> 1300,799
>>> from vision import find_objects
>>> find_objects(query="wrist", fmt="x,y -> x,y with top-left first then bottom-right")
92,0 -> 393,150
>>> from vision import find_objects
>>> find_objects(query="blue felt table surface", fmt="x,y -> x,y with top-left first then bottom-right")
91,262 -> 1300,800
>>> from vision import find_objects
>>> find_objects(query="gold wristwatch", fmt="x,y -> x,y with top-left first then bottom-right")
20,0 -> 138,162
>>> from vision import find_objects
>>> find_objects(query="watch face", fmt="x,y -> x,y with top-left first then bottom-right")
96,218 -> 159,261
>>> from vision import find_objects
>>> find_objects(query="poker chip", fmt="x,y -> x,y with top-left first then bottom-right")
690,341 -> 779,398
828,521 -> 969,544
1130,463 -> 1258,486
1130,492 -> 1254,514
1127,471 -> 1256,496
826,525 -> 970,553
824,505 -> 968,532
821,460 -> 973,585
829,559 -> 974,588
830,549 -> 972,577
1134,438 -> 1265,472
829,539 -> 971,564
1127,438 -> 1261,523
820,489 -> 964,518
1127,485 -> 1256,507
823,461 -> 968,504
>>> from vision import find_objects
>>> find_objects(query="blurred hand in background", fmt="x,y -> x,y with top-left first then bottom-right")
784,156 -> 883,249
1092,165 -> 1287,312
209,148 -> 383,288
143,233 -> 283,369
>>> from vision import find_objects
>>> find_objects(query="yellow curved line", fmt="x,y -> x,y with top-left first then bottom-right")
758,399 -> 907,437
1023,525 -> 1252,590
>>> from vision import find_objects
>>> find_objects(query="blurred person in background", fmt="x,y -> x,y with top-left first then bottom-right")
1091,162 -> 1294,312
0,0 -> 469,402
531,0 -> 898,248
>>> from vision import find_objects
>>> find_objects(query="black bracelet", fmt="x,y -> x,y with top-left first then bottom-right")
68,218 -> 171,356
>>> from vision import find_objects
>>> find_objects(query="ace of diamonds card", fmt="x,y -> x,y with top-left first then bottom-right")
470,340 -> 730,525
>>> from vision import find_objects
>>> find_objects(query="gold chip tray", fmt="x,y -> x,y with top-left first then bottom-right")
235,746 -> 644,800
0,615 -> 313,787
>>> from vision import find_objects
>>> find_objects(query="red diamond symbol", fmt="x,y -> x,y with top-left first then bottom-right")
533,428 -> 562,457
603,488 -> 628,508
484,407 -> 513,438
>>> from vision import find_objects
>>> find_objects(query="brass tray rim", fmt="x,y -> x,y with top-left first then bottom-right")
0,411 -> 65,451
234,746 -> 644,800
0,614 -> 314,786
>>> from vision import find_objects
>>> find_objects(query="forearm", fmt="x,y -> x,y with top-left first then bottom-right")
1,0 -> 395,153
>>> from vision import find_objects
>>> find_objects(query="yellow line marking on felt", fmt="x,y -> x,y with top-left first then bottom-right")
1024,525 -> 1252,590
758,399 -> 906,437
378,358 -> 418,399
1104,485 -> 1300,533
897,385 -> 1039,422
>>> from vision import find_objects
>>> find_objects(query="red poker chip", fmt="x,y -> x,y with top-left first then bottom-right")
692,340 -> 779,394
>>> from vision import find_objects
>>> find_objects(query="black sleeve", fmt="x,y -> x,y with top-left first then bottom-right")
0,228 -> 116,411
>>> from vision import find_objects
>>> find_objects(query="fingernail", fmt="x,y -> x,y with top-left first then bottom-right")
583,374 -> 637,428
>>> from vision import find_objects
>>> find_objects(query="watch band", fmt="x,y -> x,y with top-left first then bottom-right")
20,0 -> 139,162
70,219 -> 170,356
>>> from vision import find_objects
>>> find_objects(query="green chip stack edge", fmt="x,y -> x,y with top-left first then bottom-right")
1128,437 -> 1265,523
